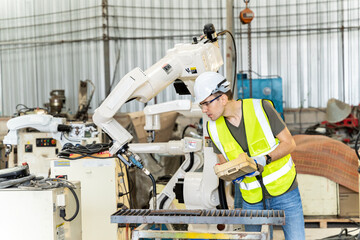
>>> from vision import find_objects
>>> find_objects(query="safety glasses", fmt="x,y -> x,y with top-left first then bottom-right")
199,94 -> 222,109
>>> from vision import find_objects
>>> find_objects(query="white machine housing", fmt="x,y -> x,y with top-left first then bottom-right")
3,114 -> 99,147
50,157 -> 126,240
0,181 -> 82,240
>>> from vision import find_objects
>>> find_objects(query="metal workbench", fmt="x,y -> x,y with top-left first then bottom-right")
111,209 -> 285,240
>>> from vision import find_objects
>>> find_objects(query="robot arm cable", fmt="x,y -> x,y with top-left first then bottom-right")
218,30 -> 238,94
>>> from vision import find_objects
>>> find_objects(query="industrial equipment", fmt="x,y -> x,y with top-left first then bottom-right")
3,114 -> 100,176
239,0 -> 254,24
43,80 -> 95,121
0,181 -> 81,240
50,157 -> 127,240
92,23 -> 224,211
237,73 -> 284,118
48,89 -> 66,116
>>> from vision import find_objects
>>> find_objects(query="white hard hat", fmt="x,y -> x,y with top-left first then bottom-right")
194,72 -> 230,103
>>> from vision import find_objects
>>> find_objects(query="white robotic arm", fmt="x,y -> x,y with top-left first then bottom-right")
93,24 -> 224,210
3,114 -> 98,156
92,26 -> 223,156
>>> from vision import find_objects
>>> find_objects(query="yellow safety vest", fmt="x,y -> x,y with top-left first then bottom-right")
207,99 -> 296,204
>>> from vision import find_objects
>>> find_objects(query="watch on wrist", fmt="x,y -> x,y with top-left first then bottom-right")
266,154 -> 272,164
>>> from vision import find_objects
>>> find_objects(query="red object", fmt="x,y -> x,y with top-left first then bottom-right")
321,114 -> 359,128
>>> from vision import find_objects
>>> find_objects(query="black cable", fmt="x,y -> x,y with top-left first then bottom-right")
184,152 -> 195,172
182,124 -> 196,139
61,185 -> 80,222
218,178 -> 228,209
0,174 -> 36,189
218,30 -> 237,94
57,143 -> 112,160
148,173 -> 157,209
15,103 -> 48,116
159,195 -> 169,209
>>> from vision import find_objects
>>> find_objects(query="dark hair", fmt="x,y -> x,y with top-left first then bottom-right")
214,90 -> 233,100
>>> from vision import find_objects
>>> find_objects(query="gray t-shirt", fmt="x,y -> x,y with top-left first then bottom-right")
209,100 -> 297,199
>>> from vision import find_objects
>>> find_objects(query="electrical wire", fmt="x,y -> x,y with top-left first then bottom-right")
218,30 -> 237,94
60,186 -> 80,222
15,103 -> 48,116
57,143 -> 112,160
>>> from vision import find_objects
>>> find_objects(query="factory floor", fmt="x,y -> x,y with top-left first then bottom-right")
274,227 -> 360,239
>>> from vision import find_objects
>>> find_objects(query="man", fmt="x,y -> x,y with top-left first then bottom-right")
193,72 -> 305,240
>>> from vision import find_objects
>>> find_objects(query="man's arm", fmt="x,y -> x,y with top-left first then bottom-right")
217,153 -> 227,164
268,127 -> 296,161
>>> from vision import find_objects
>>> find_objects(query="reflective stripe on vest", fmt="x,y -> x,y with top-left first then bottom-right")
240,157 -> 293,190
208,119 -> 229,161
252,99 -> 277,155
243,99 -> 277,156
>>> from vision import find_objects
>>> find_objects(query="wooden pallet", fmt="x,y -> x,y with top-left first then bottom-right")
305,217 -> 360,228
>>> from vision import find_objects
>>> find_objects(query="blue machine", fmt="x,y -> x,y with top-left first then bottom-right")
237,73 -> 284,119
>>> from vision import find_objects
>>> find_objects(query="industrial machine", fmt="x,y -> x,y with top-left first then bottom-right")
92,23 -> 224,211
3,114 -> 100,176
50,157 -> 127,240
0,180 -> 82,240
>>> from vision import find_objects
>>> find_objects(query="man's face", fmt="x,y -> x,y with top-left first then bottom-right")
199,94 -> 223,121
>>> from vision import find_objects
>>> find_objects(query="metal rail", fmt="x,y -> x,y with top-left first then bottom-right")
111,209 -> 285,225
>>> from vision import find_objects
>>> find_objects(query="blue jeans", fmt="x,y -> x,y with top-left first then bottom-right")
234,182 -> 243,209
242,187 -> 305,240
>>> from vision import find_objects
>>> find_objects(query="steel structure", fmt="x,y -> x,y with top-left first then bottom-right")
111,209 -> 285,240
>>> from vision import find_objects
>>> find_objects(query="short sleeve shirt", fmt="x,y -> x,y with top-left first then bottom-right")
208,100 -> 297,198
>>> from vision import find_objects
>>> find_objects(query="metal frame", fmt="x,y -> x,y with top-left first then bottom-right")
112,209 -> 285,240
131,224 -> 270,240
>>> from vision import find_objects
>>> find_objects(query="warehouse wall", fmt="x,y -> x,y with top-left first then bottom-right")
0,0 -> 104,116
0,0 -> 359,116
234,0 -> 360,108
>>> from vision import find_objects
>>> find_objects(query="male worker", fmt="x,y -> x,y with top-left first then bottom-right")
194,72 -> 305,239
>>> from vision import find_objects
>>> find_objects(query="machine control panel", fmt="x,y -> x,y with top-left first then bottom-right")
36,138 -> 57,147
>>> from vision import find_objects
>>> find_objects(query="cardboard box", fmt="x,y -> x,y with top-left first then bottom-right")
213,153 -> 257,181
127,111 -> 178,143
339,185 -> 359,217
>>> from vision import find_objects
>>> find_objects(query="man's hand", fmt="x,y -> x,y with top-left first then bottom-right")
251,155 -> 266,167
232,170 -> 261,184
